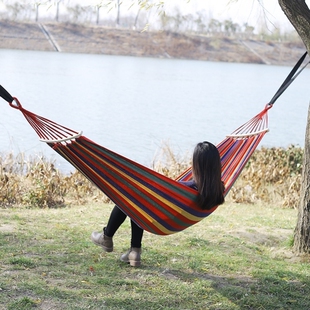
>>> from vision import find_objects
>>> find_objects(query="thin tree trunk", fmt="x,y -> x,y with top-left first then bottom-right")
278,0 -> 310,254
35,4 -> 39,22
116,0 -> 120,25
293,104 -> 310,253
96,6 -> 100,25
56,1 -> 60,22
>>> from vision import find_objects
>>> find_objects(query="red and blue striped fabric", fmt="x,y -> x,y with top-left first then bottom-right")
11,100 -> 270,235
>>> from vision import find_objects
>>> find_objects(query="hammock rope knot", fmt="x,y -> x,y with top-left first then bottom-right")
10,97 -> 22,110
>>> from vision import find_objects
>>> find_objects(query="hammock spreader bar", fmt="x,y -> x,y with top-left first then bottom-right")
0,52 -> 307,235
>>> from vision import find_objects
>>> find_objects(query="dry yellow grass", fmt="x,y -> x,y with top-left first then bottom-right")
0,144 -> 303,209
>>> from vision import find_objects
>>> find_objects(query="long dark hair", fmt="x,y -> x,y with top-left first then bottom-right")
192,141 -> 224,210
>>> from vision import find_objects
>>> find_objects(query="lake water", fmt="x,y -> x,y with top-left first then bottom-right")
0,49 -> 309,173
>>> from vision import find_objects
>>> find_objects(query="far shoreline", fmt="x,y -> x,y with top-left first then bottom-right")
0,20 -> 306,67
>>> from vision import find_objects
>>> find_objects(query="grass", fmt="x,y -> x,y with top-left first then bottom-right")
0,201 -> 309,309
0,145 -> 307,308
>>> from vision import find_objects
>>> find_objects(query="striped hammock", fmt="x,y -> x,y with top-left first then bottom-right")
0,52 -> 307,235
2,94 -> 270,234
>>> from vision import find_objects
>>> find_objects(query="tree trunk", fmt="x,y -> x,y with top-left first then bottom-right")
96,6 -> 100,25
278,0 -> 310,254
278,0 -> 310,50
293,104 -> 310,253
116,0 -> 120,25
35,4 -> 39,22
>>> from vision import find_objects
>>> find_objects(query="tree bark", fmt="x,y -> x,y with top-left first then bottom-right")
116,0 -> 120,25
278,0 -> 310,50
293,104 -> 310,253
278,0 -> 310,254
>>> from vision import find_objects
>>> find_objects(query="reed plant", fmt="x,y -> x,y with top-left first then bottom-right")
0,144 -> 304,209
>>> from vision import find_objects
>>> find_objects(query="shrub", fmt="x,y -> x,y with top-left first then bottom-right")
228,145 -> 303,208
0,145 -> 304,209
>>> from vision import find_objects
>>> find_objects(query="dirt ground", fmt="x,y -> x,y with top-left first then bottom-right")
0,20 -> 306,66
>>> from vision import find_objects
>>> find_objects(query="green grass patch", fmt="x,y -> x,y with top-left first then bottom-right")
0,202 -> 309,309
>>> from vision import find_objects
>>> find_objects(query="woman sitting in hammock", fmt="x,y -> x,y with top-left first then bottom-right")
91,141 -> 225,266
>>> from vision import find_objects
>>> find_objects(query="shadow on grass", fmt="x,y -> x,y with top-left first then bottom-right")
104,266 -> 310,309
134,266 -> 310,310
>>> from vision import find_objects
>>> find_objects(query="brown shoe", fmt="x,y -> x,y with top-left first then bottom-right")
91,230 -> 113,252
120,247 -> 141,267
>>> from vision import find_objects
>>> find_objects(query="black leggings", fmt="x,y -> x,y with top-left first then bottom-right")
104,205 -> 144,248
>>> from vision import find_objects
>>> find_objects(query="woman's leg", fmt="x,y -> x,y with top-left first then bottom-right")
104,205 -> 127,237
130,220 -> 144,248
91,205 -> 126,252
119,220 -> 144,267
